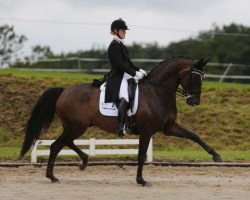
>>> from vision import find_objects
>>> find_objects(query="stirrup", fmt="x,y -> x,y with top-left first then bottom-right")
117,124 -> 126,137
126,123 -> 139,135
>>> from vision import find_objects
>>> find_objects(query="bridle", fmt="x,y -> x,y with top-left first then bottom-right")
147,61 -> 205,100
181,64 -> 205,99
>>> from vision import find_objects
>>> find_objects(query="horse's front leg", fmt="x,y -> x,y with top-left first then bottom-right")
163,122 -> 223,162
136,133 -> 152,187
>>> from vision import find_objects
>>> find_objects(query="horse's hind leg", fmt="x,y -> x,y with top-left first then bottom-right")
163,122 -> 223,162
46,132 -> 68,182
66,140 -> 89,170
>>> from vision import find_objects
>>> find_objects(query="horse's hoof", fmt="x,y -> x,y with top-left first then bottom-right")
137,178 -> 152,187
142,181 -> 152,187
51,177 -> 60,183
213,155 -> 223,162
79,159 -> 88,171
46,174 -> 60,183
79,164 -> 87,171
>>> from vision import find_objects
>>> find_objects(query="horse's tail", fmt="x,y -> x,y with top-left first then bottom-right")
19,87 -> 64,158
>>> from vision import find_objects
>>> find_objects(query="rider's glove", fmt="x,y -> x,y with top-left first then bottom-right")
135,71 -> 144,79
133,70 -> 146,83
139,69 -> 147,76
133,76 -> 140,83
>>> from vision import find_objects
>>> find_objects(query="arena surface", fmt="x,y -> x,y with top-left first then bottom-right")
0,165 -> 249,200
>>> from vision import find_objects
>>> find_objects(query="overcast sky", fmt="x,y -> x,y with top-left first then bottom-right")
0,0 -> 250,57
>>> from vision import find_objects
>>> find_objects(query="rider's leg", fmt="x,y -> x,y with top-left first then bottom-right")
117,78 -> 129,137
128,78 -> 137,110
127,78 -> 138,134
117,97 -> 128,137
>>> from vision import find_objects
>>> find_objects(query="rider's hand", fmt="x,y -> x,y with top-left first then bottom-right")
133,76 -> 139,83
139,69 -> 147,76
135,71 -> 144,79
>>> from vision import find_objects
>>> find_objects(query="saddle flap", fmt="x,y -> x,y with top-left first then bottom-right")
99,86 -> 139,117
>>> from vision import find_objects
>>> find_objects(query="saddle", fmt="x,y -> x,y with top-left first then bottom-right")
92,75 -> 107,87
92,77 -> 139,134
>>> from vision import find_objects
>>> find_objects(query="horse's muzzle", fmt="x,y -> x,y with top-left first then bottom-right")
186,96 -> 200,107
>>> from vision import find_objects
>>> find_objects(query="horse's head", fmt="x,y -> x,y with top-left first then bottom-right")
146,57 -> 210,106
179,58 -> 210,106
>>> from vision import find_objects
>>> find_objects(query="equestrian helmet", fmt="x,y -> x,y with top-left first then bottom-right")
111,18 -> 129,32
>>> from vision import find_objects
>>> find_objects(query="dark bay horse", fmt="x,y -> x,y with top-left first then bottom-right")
20,57 -> 222,186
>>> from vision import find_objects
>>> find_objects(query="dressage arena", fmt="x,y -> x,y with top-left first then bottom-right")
0,164 -> 249,200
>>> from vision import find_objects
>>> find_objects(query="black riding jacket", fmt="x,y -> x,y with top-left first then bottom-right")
105,39 -> 139,103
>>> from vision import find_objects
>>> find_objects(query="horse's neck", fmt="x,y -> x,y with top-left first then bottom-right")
138,59 -> 192,123
149,61 -> 184,89
146,59 -> 192,106
140,74 -> 178,125
144,62 -> 181,103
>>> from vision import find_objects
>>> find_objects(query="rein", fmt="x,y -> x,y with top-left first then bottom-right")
146,80 -> 187,98
146,64 -> 205,100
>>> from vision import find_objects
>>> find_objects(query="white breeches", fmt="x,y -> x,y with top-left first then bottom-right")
119,73 -> 132,102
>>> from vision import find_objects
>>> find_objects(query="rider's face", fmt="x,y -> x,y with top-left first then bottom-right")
117,29 -> 126,39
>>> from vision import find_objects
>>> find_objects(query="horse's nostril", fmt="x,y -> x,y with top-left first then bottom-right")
190,99 -> 200,106
193,101 -> 199,106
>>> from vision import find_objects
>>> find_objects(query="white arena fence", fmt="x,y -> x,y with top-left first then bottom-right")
2,57 -> 250,81
31,138 -> 153,163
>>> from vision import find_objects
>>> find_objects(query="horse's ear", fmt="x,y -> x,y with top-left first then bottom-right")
202,57 -> 211,66
194,58 -> 204,69
195,58 -> 211,71
200,58 -> 205,62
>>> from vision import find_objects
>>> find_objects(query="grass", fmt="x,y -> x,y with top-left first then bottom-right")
0,147 -> 21,159
202,80 -> 250,89
154,150 -> 250,161
0,68 -> 101,82
1,146 -> 250,162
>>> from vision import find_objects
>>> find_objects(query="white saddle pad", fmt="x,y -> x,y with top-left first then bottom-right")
99,86 -> 139,117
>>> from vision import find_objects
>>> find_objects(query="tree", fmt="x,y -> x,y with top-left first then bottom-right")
0,24 -> 27,67
31,45 -> 54,60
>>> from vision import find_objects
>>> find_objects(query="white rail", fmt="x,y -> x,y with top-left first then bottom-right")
31,138 -> 153,163
3,57 -> 250,80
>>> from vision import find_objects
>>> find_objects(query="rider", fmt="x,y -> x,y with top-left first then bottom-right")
105,18 -> 147,137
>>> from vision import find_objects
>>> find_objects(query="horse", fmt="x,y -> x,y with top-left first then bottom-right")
19,57 -> 223,187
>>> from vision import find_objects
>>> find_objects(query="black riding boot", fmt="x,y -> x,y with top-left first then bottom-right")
117,98 -> 128,137
126,78 -> 139,134
128,78 -> 137,110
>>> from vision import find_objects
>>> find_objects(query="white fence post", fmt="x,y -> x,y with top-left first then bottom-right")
89,138 -> 96,156
77,57 -> 81,70
146,138 -> 153,162
219,63 -> 233,82
31,141 -> 39,163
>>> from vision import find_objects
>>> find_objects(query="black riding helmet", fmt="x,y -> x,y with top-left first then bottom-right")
111,18 -> 129,33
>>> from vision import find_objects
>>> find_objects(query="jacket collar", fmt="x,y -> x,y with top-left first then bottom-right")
113,35 -> 124,44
